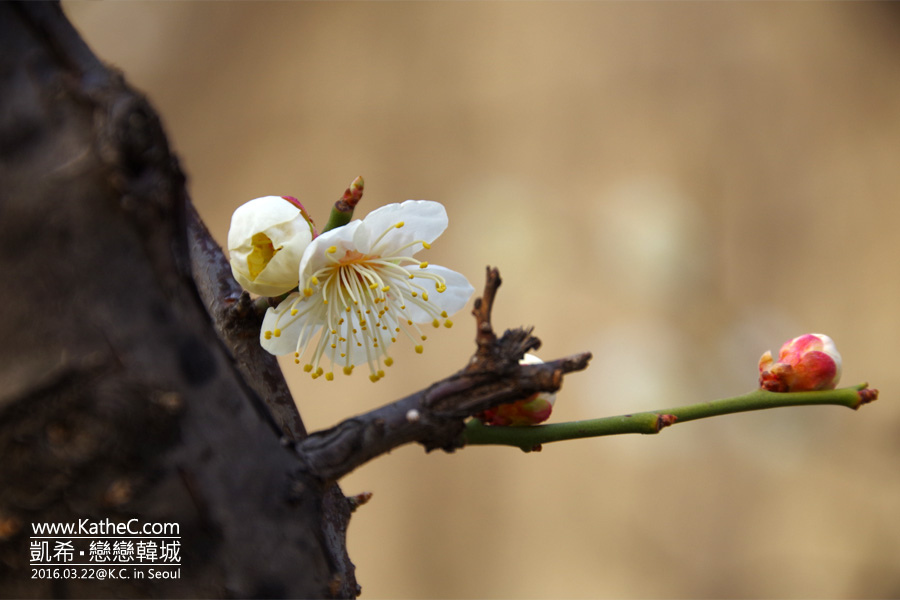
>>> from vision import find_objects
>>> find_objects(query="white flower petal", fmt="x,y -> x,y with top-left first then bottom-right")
353,200 -> 448,256
260,293 -> 323,356
232,270 -> 289,299
227,196 -> 301,249
397,264 -> 473,324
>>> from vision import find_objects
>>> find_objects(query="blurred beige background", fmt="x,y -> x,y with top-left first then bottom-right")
66,2 -> 900,597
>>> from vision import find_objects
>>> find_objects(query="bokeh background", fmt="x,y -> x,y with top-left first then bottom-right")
66,2 -> 900,597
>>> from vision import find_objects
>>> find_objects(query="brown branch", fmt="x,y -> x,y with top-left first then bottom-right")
472,266 -> 502,350
295,267 -> 592,482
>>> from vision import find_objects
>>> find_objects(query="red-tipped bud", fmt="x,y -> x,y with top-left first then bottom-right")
477,354 -> 556,426
341,176 -> 365,208
281,195 -> 319,238
759,333 -> 842,392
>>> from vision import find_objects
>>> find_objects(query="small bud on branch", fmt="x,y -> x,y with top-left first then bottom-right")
323,175 -> 365,233
759,333 -> 842,392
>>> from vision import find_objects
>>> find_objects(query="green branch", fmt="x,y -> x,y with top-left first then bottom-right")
463,383 -> 878,452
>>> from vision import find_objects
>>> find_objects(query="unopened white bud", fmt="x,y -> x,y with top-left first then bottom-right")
227,196 -> 315,296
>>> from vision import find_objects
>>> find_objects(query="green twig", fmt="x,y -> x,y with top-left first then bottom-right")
463,383 -> 878,452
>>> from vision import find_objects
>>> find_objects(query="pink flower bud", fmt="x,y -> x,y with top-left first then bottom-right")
758,333 -> 842,392
477,355 -> 556,426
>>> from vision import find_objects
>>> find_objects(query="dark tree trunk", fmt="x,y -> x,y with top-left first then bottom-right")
0,3 -> 355,597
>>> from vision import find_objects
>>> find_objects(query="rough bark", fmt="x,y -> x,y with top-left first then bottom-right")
0,3 -> 354,597
0,3 -> 590,598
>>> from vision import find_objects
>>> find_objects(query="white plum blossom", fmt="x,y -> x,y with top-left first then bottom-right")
261,200 -> 474,381
227,196 -> 316,296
